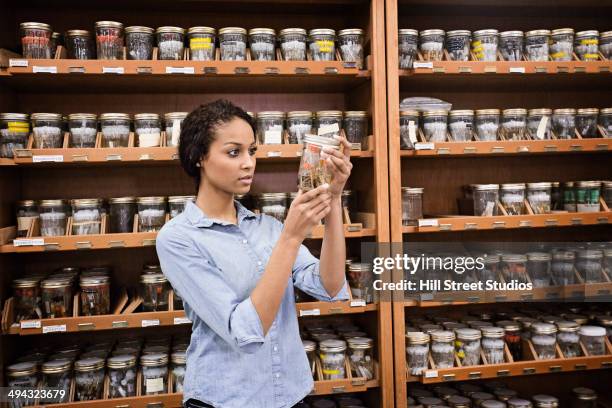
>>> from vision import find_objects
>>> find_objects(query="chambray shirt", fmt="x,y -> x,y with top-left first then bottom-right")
156,200 -> 349,408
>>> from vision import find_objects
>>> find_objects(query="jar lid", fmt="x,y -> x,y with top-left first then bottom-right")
95,21 -> 124,29
601,30 -> 612,39
532,394 -> 558,407
347,336 -> 373,349
399,29 -> 418,36
42,359 -> 72,374
41,278 -> 71,289
40,199 -> 67,207
344,111 -> 367,118
527,182 -> 552,189
257,111 -> 285,118
141,353 -> 169,366
500,30 -> 524,37
553,108 -> 576,115
528,108 -> 552,115
576,30 -> 599,38
596,315 -> 612,325
481,326 -> 505,338
399,109 -> 419,116
259,192 -> 288,200
482,401 -> 506,408
106,354 -> 137,369
502,254 -> 527,262
455,328 -> 482,340
401,187 -> 424,194
0,113 -> 29,121
75,357 -> 105,371
497,320 -> 521,331
483,253 -> 500,263
137,196 -> 166,204
110,196 -> 136,204
125,26 -> 154,34
576,180 -> 601,188
552,250 -> 575,260
8,362 -> 38,376
171,351 -> 186,364
572,387 -> 597,401
164,112 -> 188,121
501,183 -> 525,190
577,249 -> 603,259
526,29 -> 551,37
303,134 -> 341,147
100,113 -> 131,121
503,108 -> 527,116
31,113 -> 62,121
303,340 -> 316,352
316,110 -> 343,118
449,110 -> 474,116
508,398 -> 533,407
20,22 -> 52,31
446,30 -> 471,37
420,29 -> 445,36
168,195 -> 195,203
555,320 -> 579,332
601,108 -> 612,115
143,345 -> 169,354
422,110 -> 448,117
249,28 -> 276,36
577,108 -> 599,115
134,113 -> 160,121
17,199 -> 37,207
279,28 -> 307,36
71,198 -> 99,207
552,28 -> 574,36
526,252 -> 551,261
186,26 -> 215,36
338,28 -> 363,36
287,111 -> 312,119
579,325 -> 606,337
156,26 -> 185,35
475,109 -> 500,115
406,331 -> 429,345
218,27 -> 247,36
12,276 -> 40,288
473,184 -> 499,191
430,330 -> 455,342
65,29 -> 91,37
140,272 -> 168,284
348,262 -> 371,272
319,339 -> 347,352
474,29 -> 499,36
531,322 -> 557,335
309,28 -> 336,37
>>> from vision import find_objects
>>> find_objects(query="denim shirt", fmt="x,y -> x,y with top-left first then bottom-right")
156,200 -> 349,408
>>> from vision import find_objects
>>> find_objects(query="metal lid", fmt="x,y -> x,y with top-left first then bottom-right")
552,250 -> 575,260
473,184 -> 499,191
156,26 -> 185,35
399,29 -> 418,36
40,199 -> 67,207
401,187 -> 424,194
164,112 -> 188,121
555,320 -> 579,332
474,29 -> 499,37
596,315 -> 612,325
41,278 -> 71,289
100,113 -> 130,121
110,196 -> 136,204
71,198 -> 99,207
552,28 -> 574,36
446,30 -> 471,37
476,109 -> 500,115
249,28 -> 276,36
526,30 -> 551,37
483,253 -> 500,263
20,22 -> 52,32
344,111 -> 367,118
171,351 -> 186,364
482,401 -> 506,408
577,108 -> 599,115
42,359 -> 72,374
577,249 -> 603,259
140,272 -> 168,284
399,109 -> 419,116
95,21 -> 124,29
137,196 -> 166,204
508,398 -> 533,407
338,29 -> 363,36
347,337 -> 373,349
406,331 -> 429,345
259,192 -> 288,201
532,394 -> 558,407
303,340 -> 316,352
347,262 -> 371,272
75,357 -> 105,372
601,108 -> 612,115
481,326 -> 505,338
497,320 -> 521,331
500,30 -> 524,38
0,113 -> 29,121
449,110 -> 474,116
601,30 -> 612,39
527,252 -> 551,261
17,199 -> 37,207
31,113 -> 62,121
66,30 -> 91,37
501,183 -> 525,190
455,328 -> 482,340
7,362 -> 38,377
576,30 -> 599,38
309,28 -> 336,37
107,355 -> 137,369
502,254 -> 527,262
316,110 -> 343,118
79,275 -> 110,286
553,108 -> 576,115
287,111 -> 313,119
187,27 -> 215,36
576,180 -> 601,188
503,108 -> 527,116
528,108 -> 552,116
168,195 -> 195,203
430,330 -> 455,342
572,387 -> 597,401
279,28 -> 307,36
527,182 -> 552,189
125,26 -> 154,34
319,339 -> 347,352
140,353 -> 169,367
422,110 -> 448,117
420,29 -> 445,36
303,134 -> 341,147
257,111 -> 285,118
579,325 -> 606,337
531,322 -> 557,335
218,27 -> 247,36
134,113 -> 160,121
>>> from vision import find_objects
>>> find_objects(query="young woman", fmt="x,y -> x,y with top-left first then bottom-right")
156,99 -> 353,408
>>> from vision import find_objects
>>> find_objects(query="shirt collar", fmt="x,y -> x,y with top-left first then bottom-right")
185,200 -> 257,228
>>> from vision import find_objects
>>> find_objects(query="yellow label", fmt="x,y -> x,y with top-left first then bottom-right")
551,52 -> 567,59
316,40 -> 334,53
322,369 -> 340,375
7,121 -> 29,132
190,38 -> 213,50
472,46 -> 483,53
581,39 -> 598,45
472,40 -> 482,47
457,350 -> 465,359
584,53 -> 599,59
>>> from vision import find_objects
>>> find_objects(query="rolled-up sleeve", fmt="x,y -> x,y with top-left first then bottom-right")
156,226 -> 265,354
292,243 -> 350,302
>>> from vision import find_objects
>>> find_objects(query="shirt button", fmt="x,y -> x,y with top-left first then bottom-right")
275,373 -> 280,378
257,261 -> 262,266
242,239 -> 248,244
273,345 -> 278,352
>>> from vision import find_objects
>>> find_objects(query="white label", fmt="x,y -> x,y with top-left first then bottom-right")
102,66 -> 124,74
174,317 -> 192,325
299,309 -> 321,317
33,66 -> 57,73
142,319 -> 160,327
536,116 -> 549,140
166,66 -> 195,74
509,66 -> 526,73
14,238 -> 45,247
267,151 -> 282,157
418,219 -> 439,227
414,142 -> 435,150
318,123 -> 340,136
32,155 -> 64,163
264,130 -> 282,144
408,121 -> 418,144
42,324 -> 66,334
424,370 -> 439,378
145,377 -> 164,393
350,300 -> 366,307
20,320 -> 41,329
413,62 -> 434,69
171,119 -> 181,146
9,59 -> 28,67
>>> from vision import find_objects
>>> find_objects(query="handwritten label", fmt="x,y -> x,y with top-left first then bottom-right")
42,324 -> 66,334
408,121 -> 418,144
33,66 -> 57,73
418,219 -> 439,228
20,320 -> 41,329
350,300 -> 366,307
166,66 -> 195,74
141,319 -> 160,327
536,116 -> 549,140
9,59 -> 28,67
424,370 -> 439,378
299,309 -> 321,317
509,66 -> 526,73
174,317 -> 192,325
32,155 -> 64,163
14,238 -> 45,247
318,123 -> 340,136
414,142 -> 435,150
146,377 -> 164,393
413,62 -> 434,69
102,67 -> 124,74
264,130 -> 282,144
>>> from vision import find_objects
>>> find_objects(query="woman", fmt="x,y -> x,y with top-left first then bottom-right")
156,99 -> 353,408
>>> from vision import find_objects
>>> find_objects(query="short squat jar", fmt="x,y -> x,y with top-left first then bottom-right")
68,113 -> 97,148
500,183 -> 526,215
219,27 -> 247,61
575,30 -> 600,61
338,28 -> 364,69
527,182 -> 552,214
100,113 -> 130,147
499,31 -> 524,61
108,355 -> 137,398
141,273 -> 170,312
525,30 -> 550,61
406,332 -> 430,375
472,29 -> 499,62
110,197 -> 136,233
445,30 -> 471,61
137,196 -> 166,232
502,254 -> 529,284
455,328 -> 482,366
316,110 -> 343,138
309,28 -> 336,61
164,112 -> 188,147
95,21 -> 124,60
575,181 -> 601,213
7,362 -> 39,406
41,278 -> 72,318
257,111 -> 285,145
125,26 -> 154,60
16,200 -> 39,238
347,337 -> 374,380
398,29 -> 418,68
168,195 -> 194,219
473,184 -> 499,217
580,326 -> 607,356
156,26 -> 185,60
75,357 -> 105,401
32,113 -> 63,149
187,26 -> 216,61
20,22 -> 53,59
556,321 -> 581,358
526,252 -> 552,287
422,110 -> 448,142
141,353 -> 169,395
319,339 -> 347,380
399,109 -> 419,149
0,113 -> 29,158
40,199 -> 68,237
576,249 -> 604,283
481,326 -> 506,364
475,109 -> 500,141
249,28 -> 276,61
551,249 -> 576,286
344,111 -> 368,149
66,29 -> 94,59
448,110 -> 474,142
13,278 -> 41,322
257,193 -> 288,222
550,28 -> 574,61
430,331 -> 455,368
171,351 -> 187,393
419,29 -> 445,61
501,109 -> 527,140
401,187 -> 424,226
71,199 -> 101,235
576,108 -> 599,138
41,360 -> 72,403
287,111 -> 313,144
527,109 -> 552,139
279,28 -> 307,61
135,113 -> 161,147
531,323 -> 558,360
80,275 -> 111,316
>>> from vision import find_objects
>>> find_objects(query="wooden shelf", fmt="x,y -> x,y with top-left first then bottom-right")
297,300 -> 378,317
312,378 -> 380,395
0,158 -> 16,166
44,393 -> 183,408
400,60 -> 612,75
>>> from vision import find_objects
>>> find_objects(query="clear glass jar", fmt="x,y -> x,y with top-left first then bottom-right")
533,395 -> 559,408
137,196 -> 166,232
525,30 -> 551,61
347,337 -> 374,379
500,184 -> 526,215
406,332 -> 430,375
531,323 -> 558,359
41,360 -> 72,403
575,30 -> 599,61
257,193 -> 288,222
71,199 -> 101,235
551,182 -> 562,211
309,28 -> 336,61
398,29 -> 418,68
479,254 -> 500,282
399,109 -> 419,149
41,278 -> 72,318
135,114 -> 161,147
80,275 -> 110,316
422,110 -> 448,142
445,30 -> 471,61
249,28 -> 276,61
551,28 -> 574,61
140,273 -> 170,312
430,331 -> 455,368
551,249 -> 576,285
527,108 -> 552,140
287,111 -> 312,144
341,189 -> 357,220
502,109 -> 527,140
141,353 -> 168,395
498,321 -> 522,362
475,109 -> 500,141
164,112 -> 188,147
502,254 -> 529,283
168,196 -> 194,219
338,28 -> 364,69
455,328 -> 482,366
188,26 -> 215,61
75,357 -> 105,401
108,355 -> 137,398
562,181 -> 577,212
156,26 -> 185,60
596,315 -> 612,343
527,182 -> 552,214
556,321 -> 581,357
279,28 -> 307,61
575,181 -> 601,213
100,113 -> 130,148
600,108 -> 612,137
40,199 -> 67,236
347,262 -> 373,304
571,387 -> 598,408
298,135 -> 340,191
32,113 -> 63,149
601,31 -> 612,60
109,197 -> 136,233
344,111 -> 368,149
219,27 -> 247,61
64,29 -> 93,60
576,249 -> 604,283
7,362 -> 39,406
576,108 -> 599,138
303,340 -> 316,378
95,21 -> 124,60
68,113 -> 97,148
20,22 -> 52,59
50,31 -> 60,58
257,111 -> 285,145
448,395 -> 473,407
319,339 -> 347,380
604,181 -> 612,207
472,29 -> 499,62
401,187 -> 423,226
500,31 -> 524,61
171,351 -> 186,393
316,110 -> 343,138
580,325 -> 607,356
482,326 -> 505,364
473,184 -> 499,217
448,110 -> 474,142
0,113 -> 29,158
527,252 -> 551,287
124,26 -> 154,60
553,108 -> 577,139
419,29 -> 445,61
16,200 -> 39,238
12,278 -> 41,322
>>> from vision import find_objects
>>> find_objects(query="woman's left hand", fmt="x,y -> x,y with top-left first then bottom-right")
321,135 -> 353,198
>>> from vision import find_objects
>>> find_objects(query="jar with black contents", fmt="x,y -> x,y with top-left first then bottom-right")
75,357 -> 105,401
344,111 -> 368,149
398,29 -> 418,68
550,28 -> 574,61
501,109 -> 527,140
100,113 -> 130,147
164,112 -> 188,147
95,21 -> 124,60
249,28 -> 276,61
500,31 -> 524,61
12,277 -> 41,322
141,273 -> 170,312
41,360 -> 72,403
31,113 -> 63,148
472,29 -> 499,61
575,30 -> 599,61
399,109 -> 419,149
576,249 -> 604,283
7,362 -> 39,406
279,28 -> 307,61
316,110 -> 343,138
309,29 -> 336,61
448,110 -> 474,141
420,29 -> 445,61
16,200 -> 39,238
475,109 -> 500,141
525,30 -> 551,61
20,22 -> 53,59
109,197 -> 136,233
562,181 -> 576,212
551,182 -> 562,211
79,275 -> 111,316
0,113 -> 29,158
65,30 -> 94,59
68,113 -> 97,148
556,320 -> 581,357
125,26 -> 154,60
497,320 -> 522,361
338,29 -> 364,68
41,277 -> 73,318
219,27 -> 247,61
341,190 -> 357,221
551,249 -> 576,285
446,30 -> 471,61
575,181 -> 601,212
188,27 -> 216,61
50,32 -> 61,58
401,187 -> 423,226
156,26 -> 185,60
473,184 -> 499,217
287,111 -> 312,144
576,108 -> 599,138
527,252 -> 552,287
571,387 -> 597,408
40,199 -> 68,236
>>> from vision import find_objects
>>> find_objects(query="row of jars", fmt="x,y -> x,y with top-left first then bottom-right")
16,195 -> 194,238
399,107 -> 612,146
6,335 -> 188,404
399,28 -> 612,67
20,22 -> 365,67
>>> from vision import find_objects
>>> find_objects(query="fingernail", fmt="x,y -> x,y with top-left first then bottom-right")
322,183 -> 330,189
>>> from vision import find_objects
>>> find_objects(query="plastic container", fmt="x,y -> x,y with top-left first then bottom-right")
319,339 -> 347,380
32,113 -> 63,149
446,30 -> 471,61
575,181 -> 601,213
135,113 -> 161,147
472,29 -> 499,61
171,351 -> 186,393
156,26 -> 185,60
398,29 -> 418,68
68,113 -> 97,148
257,111 -> 285,145
141,353 -> 169,395
406,332 -> 430,375
219,27 -> 247,61
419,29 -> 445,61
108,355 -> 137,398
579,326 -> 607,355
41,360 -> 72,403
80,275 -> 110,316
576,108 -> 599,138
601,31 -> 612,60
257,193 -> 288,222
575,30 -> 600,61
344,111 -> 368,149
164,112 -> 188,147
455,328 -> 482,366
576,249 -> 604,283
527,182 -> 552,214
481,326 -> 505,364
401,187 -> 423,226
100,113 -> 130,147
66,30 -> 94,59
95,21 -> 124,60
125,26 -> 154,60
399,109 -> 419,149
316,110 -> 343,138
501,109 -> 527,140
525,30 -> 551,61
338,29 -> 364,68
526,252 -> 551,287
550,28 -> 574,61
0,113 -> 29,158
556,321 -> 581,357
75,357 -> 105,401
309,28 -> 336,61
422,110 -> 448,142
12,278 -> 41,322
286,111 -> 313,144
475,109 -> 500,141
141,273 -> 170,312
473,184 -> 499,217
40,199 -> 68,236
499,31 -> 524,61
168,196 -> 194,219
249,28 -> 276,61
347,337 -> 374,379
347,262 -> 373,304
527,108 -> 553,139
188,27 -> 216,61
279,28 -> 307,61
137,196 -> 166,232
448,110 -> 474,141
20,22 -> 53,59
500,183 -> 526,215
531,323 -> 558,359
430,331 -> 455,368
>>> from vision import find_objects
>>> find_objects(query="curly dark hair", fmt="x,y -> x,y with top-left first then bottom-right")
179,99 -> 256,191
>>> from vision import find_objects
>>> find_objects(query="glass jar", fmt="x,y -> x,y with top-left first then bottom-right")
406,332 -> 430,375
156,26 -> 185,60
12,277 -> 41,322
140,273 -> 170,312
576,108 -> 599,138
551,28 -> 574,61
347,262 -> 373,304
556,321 -> 581,357
7,362 -> 39,406
95,21 -> 124,60
135,114 -> 161,147
527,108 -> 552,140
319,339 -> 347,379
502,254 -> 529,283
401,187 -> 423,226
16,200 -> 39,238
137,196 -> 166,232
430,331 -> 455,368
164,112 -> 188,147
0,113 -> 29,158
527,252 -> 551,287
257,193 -> 288,222
604,181 -> 612,207
601,31 -> 612,59
219,27 -> 247,61
500,31 -> 524,61
472,29 -> 499,62
100,113 -> 130,148
576,249 -> 604,283
171,351 -> 186,393
479,254 -> 500,282
500,184 -> 526,215
65,29 -> 94,59
124,26 -> 154,60
575,30 -> 600,61
71,199 -> 101,235
571,387 -> 597,408
399,109 -> 419,150
482,327 -> 505,364
309,28 -> 336,61
525,30 -> 551,61
168,196 -> 194,219
575,181 -> 601,213
448,110 -> 474,142
39,199 -> 67,236
31,113 -> 63,149
68,113 -> 97,148
533,395 -> 559,408
473,184 -> 499,217
455,328 -> 481,366
347,337 -> 374,379
498,321 -> 522,362
482,400 -> 506,408
50,31 -> 60,58
279,28 -> 307,61
596,315 -> 612,342
341,189 -> 357,220
109,197 -> 136,233
419,29 -> 445,61
80,275 -> 110,315
551,249 -> 576,285
551,182 -> 562,211
303,339 -> 316,377
107,355 -> 137,398
399,29 -> 418,68
257,111 -> 285,145
187,26 -> 215,61
316,110 -> 343,138
20,22 -> 52,59
553,108 -> 577,138
531,323 -> 558,359
527,182 -> 552,214
41,278 -> 72,318
600,108 -> 612,137
141,353 -> 168,395
445,30 -> 471,61
298,135 -> 340,191
287,111 -> 313,144
562,181 -> 577,212
41,360 -> 71,403
338,29 -> 364,69
344,111 -> 368,149
75,357 -> 105,401
249,28 -> 276,61
501,109 -> 527,140
475,109 -> 500,141
422,110 -> 448,142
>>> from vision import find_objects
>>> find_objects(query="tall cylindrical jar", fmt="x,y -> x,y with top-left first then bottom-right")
188,27 -> 216,61
576,108 -> 599,138
550,28 -> 574,61
140,273 -> 170,312
526,252 -> 552,287
219,27 -> 247,61
0,113 -> 29,158
472,29 -> 499,61
309,29 -> 336,61
481,326 -> 505,364
575,181 -> 601,213
430,331 -> 455,368
531,323 -> 558,359
475,109 -> 500,141
80,275 -> 111,315
108,355 -> 137,398
343,111 -> 368,149
110,197 -> 137,233
319,339 -> 347,380
7,362 -> 39,406
249,28 -> 276,61
406,332 -> 430,375
419,29 -> 445,61
499,31 -> 524,61
75,357 -> 105,401
125,26 -> 154,60
95,21 -> 124,60
164,112 -> 188,147
556,321 -> 581,358
141,353 -> 169,395
171,351 -> 187,393
398,29 -> 418,68
401,187 -> 423,226
399,109 -> 419,149
16,200 -> 39,238
455,328 -> 481,366
601,31 -> 612,59
41,360 -> 72,403
579,326 -> 607,356
347,337 -> 374,380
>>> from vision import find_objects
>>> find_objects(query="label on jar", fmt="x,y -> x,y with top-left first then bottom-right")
536,116 -> 549,139
408,121 -> 418,144
14,238 -> 45,247
42,324 -> 66,334
174,317 -> 192,325
142,319 -> 160,327
264,130 -> 282,144
146,377 -> 164,393
20,320 -> 41,329
17,216 -> 37,233
7,121 -> 29,132
171,119 -> 181,146
33,66 -> 57,73
318,123 -> 340,136
166,66 -> 195,74
9,59 -> 28,67
413,62 -> 434,69
33,155 -> 64,163
102,67 -> 124,74
190,37 -> 213,50
315,40 -> 334,53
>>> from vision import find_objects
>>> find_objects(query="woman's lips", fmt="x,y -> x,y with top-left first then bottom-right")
239,175 -> 253,184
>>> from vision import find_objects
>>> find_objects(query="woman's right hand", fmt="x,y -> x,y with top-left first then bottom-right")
282,184 -> 332,243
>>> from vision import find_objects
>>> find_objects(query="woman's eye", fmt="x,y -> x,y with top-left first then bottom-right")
249,147 -> 258,156
228,149 -> 239,157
